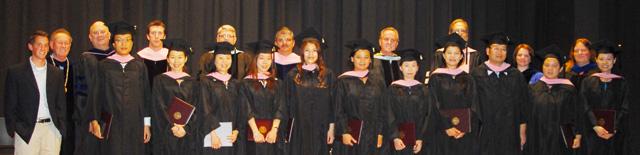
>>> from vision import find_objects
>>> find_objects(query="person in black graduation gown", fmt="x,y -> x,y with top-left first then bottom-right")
471,32 -> 529,155
73,20 -> 114,155
524,45 -> 583,155
273,26 -> 301,80
286,30 -> 336,155
87,21 -> 152,155
241,40 -> 288,155
371,27 -> 402,86
426,33 -> 481,155
333,39 -> 386,155
199,41 -> 246,155
579,40 -> 629,155
150,39 -> 208,155
386,49 -> 430,155
562,38 -> 598,90
137,20 -> 169,86
514,43 -> 540,83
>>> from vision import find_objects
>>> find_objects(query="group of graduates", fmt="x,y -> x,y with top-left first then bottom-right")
4,18 -> 632,155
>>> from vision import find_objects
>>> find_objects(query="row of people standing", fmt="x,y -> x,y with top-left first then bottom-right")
3,18 -> 631,155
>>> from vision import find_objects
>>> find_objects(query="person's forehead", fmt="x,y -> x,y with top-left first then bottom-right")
52,34 -> 72,42
381,30 -> 398,38
218,30 -> 235,35
34,36 -> 49,42
91,25 -> 109,32
149,26 -> 165,31
452,22 -> 468,29
114,34 -> 132,38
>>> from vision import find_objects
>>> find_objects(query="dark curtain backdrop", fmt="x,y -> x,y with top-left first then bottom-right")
1,0 -> 639,151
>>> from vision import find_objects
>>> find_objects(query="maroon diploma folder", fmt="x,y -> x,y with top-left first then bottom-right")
397,122 -> 416,146
593,109 -> 616,133
247,119 -> 273,142
167,97 -> 195,125
441,108 -> 471,133
347,119 -> 364,144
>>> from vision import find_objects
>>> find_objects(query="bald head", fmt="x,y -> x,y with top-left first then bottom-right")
89,21 -> 111,50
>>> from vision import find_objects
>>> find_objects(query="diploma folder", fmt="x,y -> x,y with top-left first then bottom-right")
167,97 -> 195,125
440,108 -> 471,133
100,112 -> 113,139
247,119 -> 273,142
348,119 -> 364,144
593,109 -> 616,133
397,122 -> 416,146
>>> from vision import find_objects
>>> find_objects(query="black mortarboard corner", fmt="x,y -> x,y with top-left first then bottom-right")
535,44 -> 567,63
435,33 -> 467,49
108,21 -> 136,35
345,39 -> 375,57
247,40 -> 277,54
295,27 -> 328,49
163,39 -> 192,56
206,42 -> 235,55
591,40 -> 623,57
482,32 -> 513,46
397,48 -> 423,63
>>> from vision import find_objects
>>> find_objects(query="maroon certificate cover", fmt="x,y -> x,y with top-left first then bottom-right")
247,119 -> 273,142
167,97 -> 195,125
397,122 -> 416,146
100,112 -> 113,139
348,119 -> 364,144
560,123 -> 575,148
440,108 -> 471,133
284,118 -> 294,143
593,109 -> 616,133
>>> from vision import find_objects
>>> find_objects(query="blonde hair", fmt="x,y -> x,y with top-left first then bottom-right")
448,19 -> 469,33
217,25 -> 237,34
50,28 -> 73,42
378,27 -> 399,40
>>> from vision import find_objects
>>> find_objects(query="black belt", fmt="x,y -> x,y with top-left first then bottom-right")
37,118 -> 51,123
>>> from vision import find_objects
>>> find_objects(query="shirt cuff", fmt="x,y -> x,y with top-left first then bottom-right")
144,117 -> 151,126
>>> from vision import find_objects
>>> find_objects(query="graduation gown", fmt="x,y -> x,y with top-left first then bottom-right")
90,57 -> 152,155
427,72 -> 481,155
151,74 -> 205,155
199,75 -> 247,155
240,77 -> 287,155
386,82 -> 431,155
142,59 -> 167,86
579,75 -> 630,155
72,47 -> 114,155
471,64 -> 529,155
371,53 -> 401,86
431,47 -> 483,73
562,62 -> 598,90
524,81 -> 582,155
333,74 -> 386,155
286,67 -> 336,155
198,50 -> 252,79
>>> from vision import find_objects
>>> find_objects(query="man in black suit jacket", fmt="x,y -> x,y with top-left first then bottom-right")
4,30 -> 67,154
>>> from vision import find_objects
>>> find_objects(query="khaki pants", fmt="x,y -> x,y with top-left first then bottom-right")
15,122 -> 62,155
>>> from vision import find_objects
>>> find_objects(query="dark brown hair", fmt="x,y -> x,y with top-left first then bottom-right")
295,39 -> 328,88
564,38 -> 594,72
246,53 -> 278,90
147,20 -> 166,34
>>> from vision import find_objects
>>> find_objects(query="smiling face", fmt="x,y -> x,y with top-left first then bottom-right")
596,53 -> 616,73
89,22 -> 111,48
167,50 -> 187,72
350,49 -> 371,71
443,46 -> 463,68
573,42 -> 591,65
50,33 -> 72,59
542,58 -> 561,79
302,43 -> 319,65
516,48 -> 531,67
256,53 -> 273,73
378,30 -> 399,53
112,34 -> 133,55
214,54 -> 232,73
486,44 -> 507,64
29,36 -> 49,60
275,31 -> 294,53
